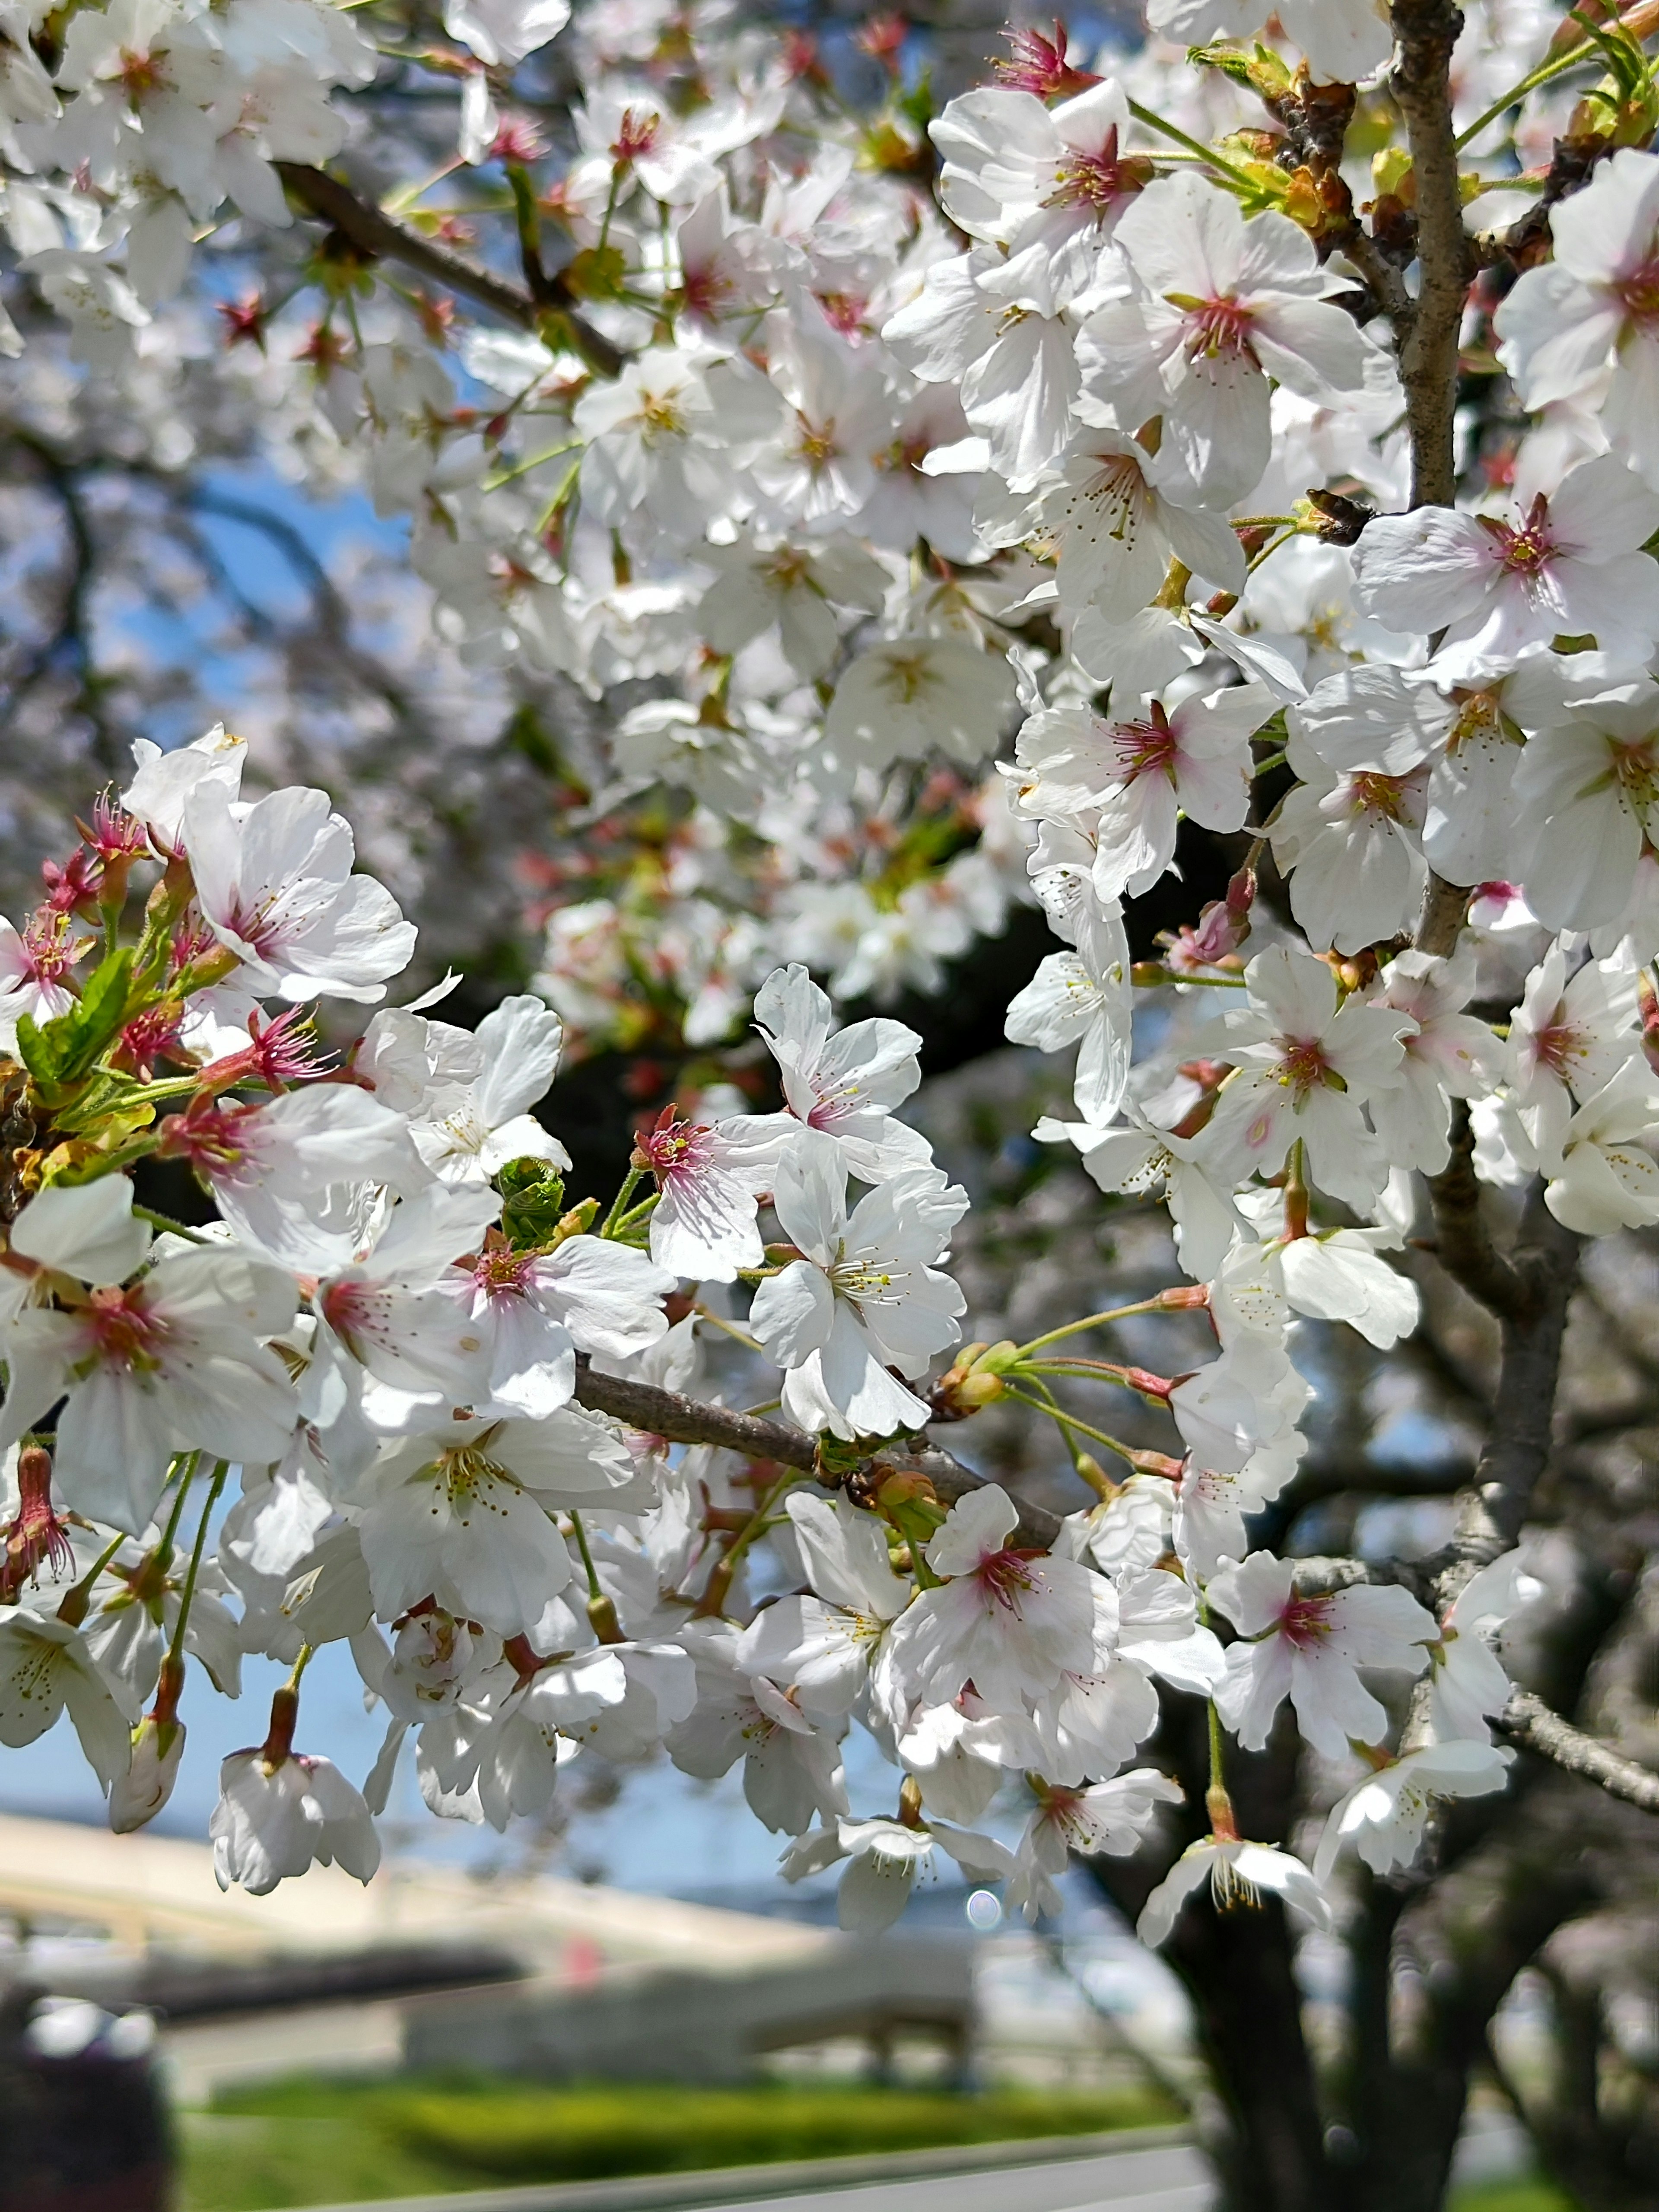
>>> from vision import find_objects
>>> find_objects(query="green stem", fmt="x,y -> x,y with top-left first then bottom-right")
156,1452 -> 200,1567
1208,1696 -> 1228,1800
165,1461 -> 227,1671
285,1641 -> 315,1697
1451,34 -> 1599,150
1001,1383 -> 1146,1458
482,439 -> 580,493
54,1532 -> 127,1628
569,1506 -> 604,1603
1127,99 -> 1263,193
1016,1297 -> 1183,1360
692,1304 -> 764,1353
133,1205 -> 210,1244
601,1165 -> 645,1237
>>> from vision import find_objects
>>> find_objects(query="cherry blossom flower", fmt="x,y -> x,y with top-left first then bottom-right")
1079,175 -> 1369,509
751,964 -> 932,1182
737,1492 -> 911,1719
882,248 -> 1079,491
1003,898 -> 1132,1124
1036,427 -> 1245,623
1366,949 -> 1499,1176
1138,1830 -> 1330,1948
1007,1770 -> 1184,1921
1426,1551 -> 1544,1744
121,725 -> 246,858
212,1743 -> 380,1896
0,912 -> 83,1046
667,1626 -> 848,1835
1495,148 -> 1659,486
1208,1552 -> 1437,1758
782,1813 -> 1013,1934
1012,682 -> 1271,901
1198,945 -> 1413,1208
1351,458 -> 1659,686
358,1409 -> 635,1633
1034,1107 -> 1245,1282
699,538 -> 887,682
442,1232 -> 674,1422
1147,0 -> 1392,87
1508,947 -> 1640,1167
638,1108 -> 787,1284
0,1233 -> 298,1533
177,1086 -> 429,1268
300,1182 -> 502,1425
1513,691 -> 1659,931
933,79 -> 1152,310
1541,1060 -> 1659,1235
1276,671 -> 1437,952
0,1608 -> 132,1789
1313,1742 -> 1514,1886
183,782 -> 417,1003
825,635 -> 1017,772
750,1135 -> 967,1439
406,995 -> 569,1187
882,1485 -> 1097,1711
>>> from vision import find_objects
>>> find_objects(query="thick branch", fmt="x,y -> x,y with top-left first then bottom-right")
1389,3 -> 1473,507
1499,1688 -> 1659,1815
1424,1102 -> 1530,1319
274,163 -> 626,376
569,1360 -> 1060,1545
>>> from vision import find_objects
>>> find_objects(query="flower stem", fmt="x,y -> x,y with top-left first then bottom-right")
165,1461 -> 228,1673
1451,35 -> 1598,150
1127,99 -> 1262,193
601,1165 -> 645,1237
54,1532 -> 127,1630
133,1205 -> 210,1244
156,1452 -> 201,1567
1015,1290 -> 1201,1360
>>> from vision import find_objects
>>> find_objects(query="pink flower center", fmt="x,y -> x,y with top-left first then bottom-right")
1177,294 -> 1256,363
84,1285 -> 170,1371
1275,1037 -> 1332,1100
1111,708 -> 1180,785
641,1118 -> 710,1181
1279,1593 -> 1334,1649
974,1548 -> 1037,1612
471,1245 -> 536,1297
611,106 -> 661,164
1048,129 -> 1147,213
683,262 -> 733,323
20,909 -> 79,983
1615,254 -> 1659,324
1479,494 -> 1556,576
1528,1016 -> 1581,1080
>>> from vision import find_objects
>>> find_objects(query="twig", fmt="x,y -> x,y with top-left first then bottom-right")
1499,1688 -> 1659,1814
1389,3 -> 1475,506
274,163 -> 626,376
568,1357 -> 1060,1546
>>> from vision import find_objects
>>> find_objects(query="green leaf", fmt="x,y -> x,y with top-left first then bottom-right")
19,948 -> 136,1096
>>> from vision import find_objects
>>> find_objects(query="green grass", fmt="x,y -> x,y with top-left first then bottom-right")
1450,2187 -> 1580,2212
180,2076 -> 1178,2209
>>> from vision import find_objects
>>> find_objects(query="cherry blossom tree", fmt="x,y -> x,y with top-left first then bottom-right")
0,6 -> 1658,2211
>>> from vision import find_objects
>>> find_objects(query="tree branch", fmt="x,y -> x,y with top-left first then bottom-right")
1499,1688 -> 1659,1815
569,1359 -> 1060,1546
1424,1102 -> 1530,1319
274,163 -> 626,377
1389,2 -> 1474,508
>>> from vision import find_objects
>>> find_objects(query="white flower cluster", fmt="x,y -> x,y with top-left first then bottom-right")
0,0 -> 1653,1945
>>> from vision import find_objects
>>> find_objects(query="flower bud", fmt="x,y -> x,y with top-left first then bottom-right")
110,1717 -> 185,1834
